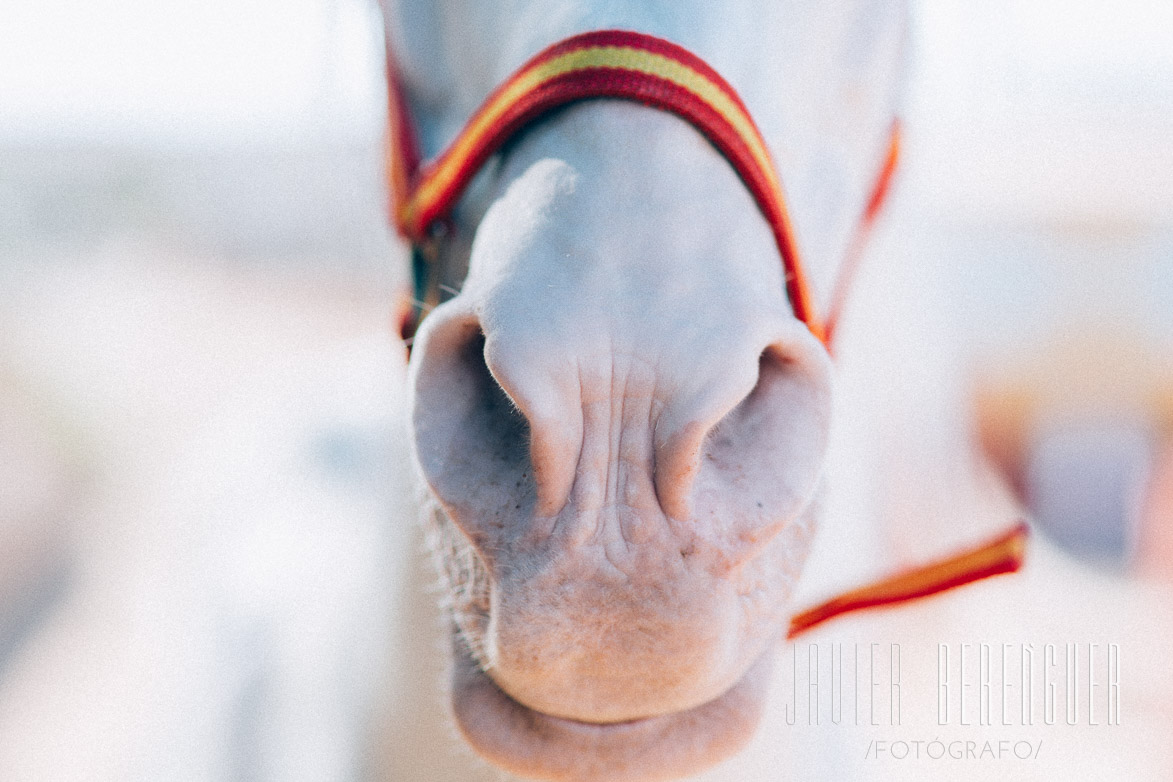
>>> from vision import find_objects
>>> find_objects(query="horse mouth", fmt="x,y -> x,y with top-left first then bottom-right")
449,631 -> 775,782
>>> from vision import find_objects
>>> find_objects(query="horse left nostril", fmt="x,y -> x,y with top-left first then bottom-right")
654,324 -> 834,560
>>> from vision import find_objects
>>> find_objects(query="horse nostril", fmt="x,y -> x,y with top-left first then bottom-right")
461,332 -> 533,480
410,311 -> 535,552
702,339 -> 832,547
654,327 -> 833,558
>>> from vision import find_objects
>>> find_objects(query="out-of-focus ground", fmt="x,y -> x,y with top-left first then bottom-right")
0,250 -> 415,778
0,0 -> 1171,779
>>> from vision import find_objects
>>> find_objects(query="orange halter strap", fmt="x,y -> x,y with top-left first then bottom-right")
385,29 -> 1024,637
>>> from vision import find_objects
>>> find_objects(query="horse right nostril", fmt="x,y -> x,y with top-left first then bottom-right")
460,332 -> 533,479
410,311 -> 535,552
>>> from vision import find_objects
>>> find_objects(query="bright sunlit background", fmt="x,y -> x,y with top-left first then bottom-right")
0,0 -> 391,266
0,0 -> 384,146
3,0 -> 1171,208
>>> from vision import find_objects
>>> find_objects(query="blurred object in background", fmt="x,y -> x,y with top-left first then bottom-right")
903,0 -> 1173,579
975,332 -> 1173,574
1136,441 -> 1173,580
0,369 -> 85,677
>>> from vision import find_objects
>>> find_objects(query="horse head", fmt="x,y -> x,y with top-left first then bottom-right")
384,3 -> 908,778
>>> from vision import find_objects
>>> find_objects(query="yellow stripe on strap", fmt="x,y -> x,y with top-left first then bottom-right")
401,44 -> 784,234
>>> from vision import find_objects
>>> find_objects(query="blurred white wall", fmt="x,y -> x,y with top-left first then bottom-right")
0,0 -> 386,148
909,0 -> 1173,225
0,0 -> 399,269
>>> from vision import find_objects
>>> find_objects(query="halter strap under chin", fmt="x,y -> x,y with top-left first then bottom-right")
385,29 -> 899,348
383,28 -> 1025,635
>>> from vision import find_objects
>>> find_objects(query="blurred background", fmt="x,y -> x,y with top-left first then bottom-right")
0,0 -> 1170,777
0,1 -> 410,775
905,0 -> 1173,575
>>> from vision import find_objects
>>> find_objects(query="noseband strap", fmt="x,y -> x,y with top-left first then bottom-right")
386,29 -> 898,348
384,29 -> 1024,636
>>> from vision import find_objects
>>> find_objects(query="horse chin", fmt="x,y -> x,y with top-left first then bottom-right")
450,630 -> 775,782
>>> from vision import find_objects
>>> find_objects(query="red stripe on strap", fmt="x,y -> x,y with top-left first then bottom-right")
387,29 -> 823,342
823,120 -> 902,347
384,47 -> 420,223
787,521 -> 1029,640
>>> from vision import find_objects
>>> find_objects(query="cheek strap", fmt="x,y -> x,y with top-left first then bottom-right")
787,522 -> 1028,639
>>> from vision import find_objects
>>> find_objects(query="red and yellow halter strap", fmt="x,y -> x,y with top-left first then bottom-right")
384,29 -> 1025,637
386,29 -> 898,347
787,522 -> 1028,639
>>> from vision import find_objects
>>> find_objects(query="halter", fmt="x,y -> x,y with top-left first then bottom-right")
384,29 -> 1025,637
387,29 -> 897,347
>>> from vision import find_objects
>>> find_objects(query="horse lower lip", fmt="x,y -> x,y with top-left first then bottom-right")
449,630 -> 774,782
525,707 -> 664,735
544,713 -> 656,729
451,634 -> 675,734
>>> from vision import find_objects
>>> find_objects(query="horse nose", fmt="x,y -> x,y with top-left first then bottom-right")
410,302 -> 834,721
409,302 -> 833,565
